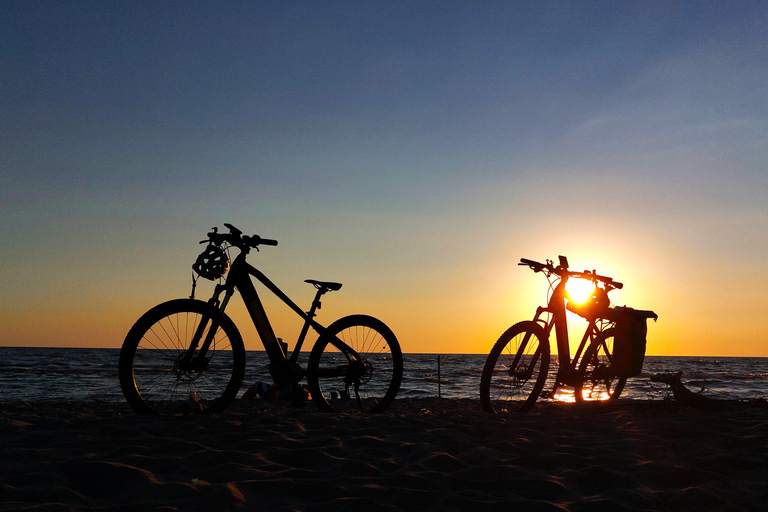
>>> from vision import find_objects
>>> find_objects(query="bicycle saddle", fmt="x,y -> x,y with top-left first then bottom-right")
305,279 -> 342,292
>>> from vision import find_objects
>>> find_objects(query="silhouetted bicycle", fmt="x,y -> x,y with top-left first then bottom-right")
480,256 -> 656,413
119,224 -> 403,415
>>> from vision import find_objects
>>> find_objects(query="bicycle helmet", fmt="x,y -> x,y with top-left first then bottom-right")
192,244 -> 230,280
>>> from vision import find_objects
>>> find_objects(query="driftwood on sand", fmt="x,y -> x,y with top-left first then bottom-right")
650,371 -> 726,410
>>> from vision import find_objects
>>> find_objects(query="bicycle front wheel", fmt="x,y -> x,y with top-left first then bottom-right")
118,299 -> 246,415
480,321 -> 550,413
574,328 -> 627,401
307,315 -> 403,413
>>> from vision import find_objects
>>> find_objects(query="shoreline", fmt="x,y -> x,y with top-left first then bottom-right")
2,398 -> 767,511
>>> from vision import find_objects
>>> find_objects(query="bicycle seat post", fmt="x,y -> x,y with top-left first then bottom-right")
290,284 -> 328,363
308,286 -> 326,318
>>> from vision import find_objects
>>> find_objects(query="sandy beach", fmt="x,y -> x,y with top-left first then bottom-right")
1,398 -> 766,511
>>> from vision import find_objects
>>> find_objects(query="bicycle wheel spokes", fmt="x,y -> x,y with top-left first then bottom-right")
318,328 -> 391,411
120,299 -> 245,415
492,344 -> 539,403
575,328 -> 626,401
480,322 -> 549,413
308,315 -> 403,413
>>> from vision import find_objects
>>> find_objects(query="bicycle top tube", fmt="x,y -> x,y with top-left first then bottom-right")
197,224 -> 364,361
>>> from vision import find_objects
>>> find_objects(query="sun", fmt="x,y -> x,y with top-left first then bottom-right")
565,278 -> 596,304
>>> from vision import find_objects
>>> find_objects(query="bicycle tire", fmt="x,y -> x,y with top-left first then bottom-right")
480,321 -> 550,413
118,299 -> 246,415
306,315 -> 402,413
574,327 -> 626,401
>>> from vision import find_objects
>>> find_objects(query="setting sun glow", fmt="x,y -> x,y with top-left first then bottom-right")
565,279 -> 597,305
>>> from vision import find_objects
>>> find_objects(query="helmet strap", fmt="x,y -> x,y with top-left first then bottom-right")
190,272 -> 198,300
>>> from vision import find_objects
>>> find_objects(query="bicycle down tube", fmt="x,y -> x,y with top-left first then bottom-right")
234,260 -> 362,359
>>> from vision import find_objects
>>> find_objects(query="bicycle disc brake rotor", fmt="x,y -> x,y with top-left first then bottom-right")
360,359 -> 373,385
174,352 -> 208,382
509,364 -> 530,388
591,363 -> 613,382
344,358 -> 372,387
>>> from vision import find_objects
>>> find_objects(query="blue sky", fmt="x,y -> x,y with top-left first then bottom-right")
2,1 -> 767,355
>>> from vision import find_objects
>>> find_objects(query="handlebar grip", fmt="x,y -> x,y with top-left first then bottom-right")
613,281 -> 623,289
519,258 -> 546,272
255,237 -> 278,247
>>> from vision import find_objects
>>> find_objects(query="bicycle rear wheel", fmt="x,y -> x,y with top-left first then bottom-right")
307,315 -> 402,413
574,328 -> 626,401
480,321 -> 550,413
118,299 -> 246,415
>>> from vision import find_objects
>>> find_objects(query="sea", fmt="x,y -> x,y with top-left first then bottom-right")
1,347 -> 767,404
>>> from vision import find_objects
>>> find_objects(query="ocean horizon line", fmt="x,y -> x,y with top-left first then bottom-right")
2,345 -> 768,360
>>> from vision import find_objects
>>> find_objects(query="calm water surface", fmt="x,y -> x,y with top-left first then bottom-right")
1,347 -> 767,403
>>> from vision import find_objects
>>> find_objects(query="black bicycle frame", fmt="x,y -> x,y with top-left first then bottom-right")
229,256 -> 324,361
529,275 -> 601,389
188,250 -> 363,383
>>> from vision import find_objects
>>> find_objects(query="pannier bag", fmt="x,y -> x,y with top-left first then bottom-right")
611,307 -> 658,378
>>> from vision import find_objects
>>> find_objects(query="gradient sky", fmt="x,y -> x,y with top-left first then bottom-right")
2,1 -> 767,356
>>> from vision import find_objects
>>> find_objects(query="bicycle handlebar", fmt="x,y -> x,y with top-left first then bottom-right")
518,257 -> 623,289
253,236 -> 278,247
203,224 -> 278,249
519,258 -> 547,273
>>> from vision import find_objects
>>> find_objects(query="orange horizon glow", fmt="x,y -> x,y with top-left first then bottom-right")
0,221 -> 765,358
0,290 -> 768,358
